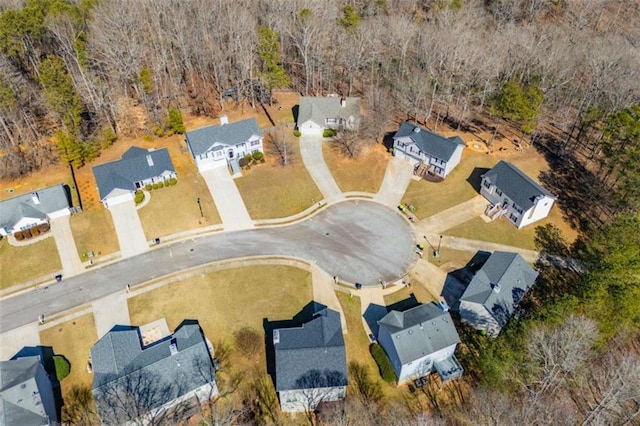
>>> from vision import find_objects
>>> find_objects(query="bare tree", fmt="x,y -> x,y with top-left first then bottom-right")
265,125 -> 294,166
332,124 -> 367,159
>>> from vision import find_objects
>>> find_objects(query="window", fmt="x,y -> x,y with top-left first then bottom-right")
250,140 -> 260,146
214,150 -> 222,158
512,202 -> 523,214
326,118 -> 337,125
483,181 -> 491,189
496,189 -> 503,196
510,213 -> 518,222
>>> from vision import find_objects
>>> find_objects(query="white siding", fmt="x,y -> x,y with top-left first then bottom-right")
443,145 -> 464,176
278,386 -> 346,412
518,195 -> 555,228
103,191 -> 134,208
459,300 -> 502,337
397,345 -> 457,384
196,152 -> 227,172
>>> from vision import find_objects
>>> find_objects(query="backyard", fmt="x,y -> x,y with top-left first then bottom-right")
0,237 -> 61,290
322,143 -> 389,193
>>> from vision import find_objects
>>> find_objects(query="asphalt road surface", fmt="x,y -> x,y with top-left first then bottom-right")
0,200 -> 415,333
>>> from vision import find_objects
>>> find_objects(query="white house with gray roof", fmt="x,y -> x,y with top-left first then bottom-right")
460,251 -> 539,337
273,308 -> 347,413
0,356 -> 58,426
377,303 -> 463,385
185,116 -> 262,173
297,96 -> 360,136
90,322 -> 218,424
392,122 -> 466,179
0,184 -> 71,236
93,146 -> 176,208
481,160 -> 556,228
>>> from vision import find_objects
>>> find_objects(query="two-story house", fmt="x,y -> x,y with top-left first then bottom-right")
297,96 -> 360,136
481,160 -> 556,228
392,122 -> 466,179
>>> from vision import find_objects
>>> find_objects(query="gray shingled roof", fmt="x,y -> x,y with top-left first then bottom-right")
92,147 -> 175,200
91,323 -> 215,417
460,251 -> 539,327
393,122 -> 466,162
297,96 -> 360,127
0,357 -> 53,426
185,118 -> 261,157
0,184 -> 70,232
274,308 -> 347,392
378,303 -> 460,365
481,161 -> 556,211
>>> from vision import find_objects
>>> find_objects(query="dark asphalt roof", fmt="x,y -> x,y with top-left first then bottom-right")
460,251 -> 539,327
0,184 -> 70,232
378,303 -> 460,365
185,118 -> 261,157
92,147 -> 175,200
274,308 -> 347,392
90,323 -> 216,416
393,122 -> 466,162
298,96 -> 360,126
0,357 -> 52,426
481,160 -> 556,211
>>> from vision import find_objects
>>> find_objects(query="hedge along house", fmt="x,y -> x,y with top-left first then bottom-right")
481,160 -> 556,228
0,184 -> 71,236
377,303 -> 463,385
392,122 -> 466,180
185,116 -> 263,174
459,251 -> 539,337
93,147 -> 176,208
296,96 -> 360,136
273,308 -> 347,413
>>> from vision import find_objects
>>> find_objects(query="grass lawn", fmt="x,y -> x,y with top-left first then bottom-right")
0,237 -> 61,289
39,314 -> 97,393
383,284 -> 437,309
70,208 -> 118,260
235,138 -> 322,219
335,293 -> 377,372
401,152 -> 497,219
322,143 -> 389,193
138,171 -> 221,240
428,249 -> 476,272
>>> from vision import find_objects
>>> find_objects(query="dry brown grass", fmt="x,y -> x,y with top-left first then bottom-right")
383,284 -> 438,308
70,208 -> 118,260
0,237 -> 61,289
322,143 -> 390,193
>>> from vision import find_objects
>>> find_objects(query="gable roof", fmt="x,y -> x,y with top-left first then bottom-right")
481,161 -> 556,211
393,122 -> 466,162
185,118 -> 261,157
378,303 -> 460,365
0,184 -> 70,232
90,322 -> 215,415
298,96 -> 360,127
0,357 -> 53,426
460,251 -> 539,327
92,147 -> 175,200
274,308 -> 347,392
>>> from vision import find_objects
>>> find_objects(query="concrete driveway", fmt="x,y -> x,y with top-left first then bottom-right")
108,199 -> 149,258
374,157 -> 415,208
50,216 -> 84,277
0,200 -> 416,333
300,136 -> 345,204
416,195 -> 487,234
201,167 -> 254,232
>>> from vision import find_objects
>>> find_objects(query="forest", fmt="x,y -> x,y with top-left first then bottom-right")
1,0 -> 638,424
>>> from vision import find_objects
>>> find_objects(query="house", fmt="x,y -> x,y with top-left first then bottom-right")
0,356 -> 58,425
90,321 -> 218,424
93,146 -> 176,208
273,308 -> 347,412
185,116 -> 263,173
0,184 -> 71,236
377,303 -> 463,385
480,160 -> 556,228
297,96 -> 360,136
392,122 -> 466,179
459,251 -> 539,337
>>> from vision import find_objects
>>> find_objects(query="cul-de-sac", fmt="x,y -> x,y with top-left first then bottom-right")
0,1 -> 638,425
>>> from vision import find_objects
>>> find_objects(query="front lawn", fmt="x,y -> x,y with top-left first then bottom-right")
322,143 -> 389,193
70,208 -> 118,260
383,284 -> 437,309
0,237 -> 61,289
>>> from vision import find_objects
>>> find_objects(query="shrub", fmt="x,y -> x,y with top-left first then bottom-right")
323,129 -> 336,138
239,154 -> 253,168
152,183 -> 160,190
22,228 -> 32,239
252,151 -> 264,162
152,125 -> 165,137
167,107 -> 186,134
31,227 -> 40,236
370,344 -> 396,384
52,355 -> 71,381
14,232 -> 24,241
293,130 -> 301,137
145,184 -> 153,191
167,177 -> 177,186
143,134 -> 154,142
157,181 -> 164,188
233,327 -> 262,358
37,223 -> 50,233
99,126 -> 117,148
134,190 -> 144,204
260,158 -> 265,163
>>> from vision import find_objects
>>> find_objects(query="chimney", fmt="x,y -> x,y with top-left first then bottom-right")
220,115 -> 229,125
273,330 -> 280,345
31,192 -> 40,205
437,299 -> 450,312
492,283 -> 501,293
340,97 -> 346,108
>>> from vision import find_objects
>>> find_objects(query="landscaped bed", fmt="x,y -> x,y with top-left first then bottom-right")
322,143 -> 389,193
0,237 -> 61,289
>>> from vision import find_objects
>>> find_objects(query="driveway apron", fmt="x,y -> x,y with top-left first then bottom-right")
50,216 -> 84,277
92,291 -> 131,338
0,323 -> 41,359
300,136 -> 345,204
201,167 -> 254,232
374,157 -> 414,208
108,199 -> 149,258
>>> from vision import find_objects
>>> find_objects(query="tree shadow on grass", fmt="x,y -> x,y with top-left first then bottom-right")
467,167 -> 490,193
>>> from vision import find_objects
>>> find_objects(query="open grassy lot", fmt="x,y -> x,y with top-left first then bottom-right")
402,152 -> 497,219
335,292 -> 375,369
70,208 -> 118,260
0,237 -> 61,289
39,313 -> 97,393
138,171 -> 221,240
427,249 -> 476,272
235,138 -> 322,219
322,143 -> 389,193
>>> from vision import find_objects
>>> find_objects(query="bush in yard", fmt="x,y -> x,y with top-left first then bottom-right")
37,223 -> 50,233
22,228 -> 32,239
134,190 -> 144,204
157,181 -> 164,188
370,343 -> 396,384
323,129 -> 336,138
252,151 -> 264,162
52,355 -> 71,381
167,177 -> 177,186
14,232 -> 24,241
233,327 -> 262,358
239,154 -> 253,168
31,227 -> 40,236
152,183 -> 159,190
293,130 -> 301,137
145,184 -> 153,191
167,107 -> 186,134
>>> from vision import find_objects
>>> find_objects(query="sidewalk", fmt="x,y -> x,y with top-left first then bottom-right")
373,157 -> 414,208
299,135 -> 345,204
